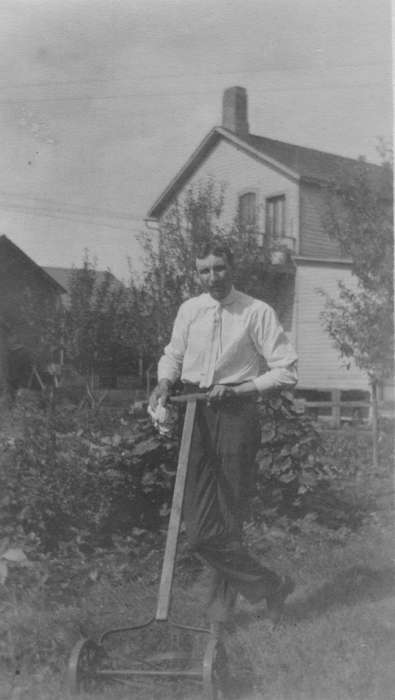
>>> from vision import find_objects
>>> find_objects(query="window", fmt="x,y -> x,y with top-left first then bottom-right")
238,192 -> 257,228
266,195 -> 285,238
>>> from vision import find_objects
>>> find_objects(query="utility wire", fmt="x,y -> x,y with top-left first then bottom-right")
0,189 -> 141,222
0,80 -> 390,105
0,201 -> 143,232
0,59 -> 389,90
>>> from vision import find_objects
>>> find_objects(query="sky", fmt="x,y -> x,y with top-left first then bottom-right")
0,0 -> 392,281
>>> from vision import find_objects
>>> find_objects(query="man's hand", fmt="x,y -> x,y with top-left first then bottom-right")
149,379 -> 173,411
206,384 -> 236,405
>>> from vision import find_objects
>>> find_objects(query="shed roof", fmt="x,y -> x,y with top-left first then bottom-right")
0,234 -> 66,294
43,266 -> 121,295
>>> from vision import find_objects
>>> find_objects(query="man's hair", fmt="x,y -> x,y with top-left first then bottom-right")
195,237 -> 234,267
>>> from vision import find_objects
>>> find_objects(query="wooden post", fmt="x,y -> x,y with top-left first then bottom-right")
32,366 -> 45,391
146,366 -> 154,399
370,377 -> 379,470
332,389 -> 341,428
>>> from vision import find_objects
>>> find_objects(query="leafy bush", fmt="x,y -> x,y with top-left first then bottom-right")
253,392 -> 324,521
4,391 -> 387,556
0,398 -> 176,552
319,426 -> 393,479
1,391 -> 327,553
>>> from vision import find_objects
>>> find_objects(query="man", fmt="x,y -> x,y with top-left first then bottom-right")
150,237 -> 298,626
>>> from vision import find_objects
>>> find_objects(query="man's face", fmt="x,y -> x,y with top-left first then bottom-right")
196,253 -> 233,301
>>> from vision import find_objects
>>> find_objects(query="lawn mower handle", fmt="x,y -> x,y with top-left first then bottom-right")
169,393 -> 208,403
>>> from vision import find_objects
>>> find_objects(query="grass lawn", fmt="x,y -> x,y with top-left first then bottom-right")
1,431 -> 394,700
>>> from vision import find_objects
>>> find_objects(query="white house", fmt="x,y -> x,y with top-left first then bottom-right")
146,87 -> 392,413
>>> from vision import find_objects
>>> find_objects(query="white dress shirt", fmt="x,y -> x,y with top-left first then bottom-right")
157,287 -> 298,392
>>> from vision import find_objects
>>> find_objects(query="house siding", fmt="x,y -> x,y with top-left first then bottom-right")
167,138 -> 300,251
299,182 -> 342,258
295,261 -> 368,391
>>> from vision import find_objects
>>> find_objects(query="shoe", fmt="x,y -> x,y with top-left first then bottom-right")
265,575 -> 294,626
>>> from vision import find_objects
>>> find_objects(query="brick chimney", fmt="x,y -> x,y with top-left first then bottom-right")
222,86 -> 249,137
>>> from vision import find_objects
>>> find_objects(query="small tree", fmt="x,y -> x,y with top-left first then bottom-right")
321,151 -> 393,466
64,255 -> 141,388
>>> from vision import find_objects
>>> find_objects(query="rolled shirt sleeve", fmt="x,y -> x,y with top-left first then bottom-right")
250,303 -> 298,393
157,303 -> 188,384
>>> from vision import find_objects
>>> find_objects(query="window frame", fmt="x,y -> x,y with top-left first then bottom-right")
265,194 -> 286,239
238,190 -> 258,230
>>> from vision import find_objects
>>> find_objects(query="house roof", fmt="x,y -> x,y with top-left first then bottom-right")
0,234 -> 66,294
146,126 -> 391,220
244,133 -> 389,188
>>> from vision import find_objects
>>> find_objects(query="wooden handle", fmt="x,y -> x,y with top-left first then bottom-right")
155,399 -> 197,621
169,393 -> 208,403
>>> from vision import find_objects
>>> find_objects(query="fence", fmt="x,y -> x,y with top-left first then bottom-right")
144,374 -> 393,429
294,389 -> 373,428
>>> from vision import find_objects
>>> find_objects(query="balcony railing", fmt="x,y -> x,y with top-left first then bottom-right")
270,235 -> 296,251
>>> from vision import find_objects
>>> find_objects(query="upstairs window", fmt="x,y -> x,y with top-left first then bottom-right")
238,192 -> 257,229
266,195 -> 285,238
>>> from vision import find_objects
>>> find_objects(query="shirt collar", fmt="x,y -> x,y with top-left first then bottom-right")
204,286 -> 238,308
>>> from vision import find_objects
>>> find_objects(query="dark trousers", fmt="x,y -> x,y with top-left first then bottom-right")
182,389 -> 281,621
